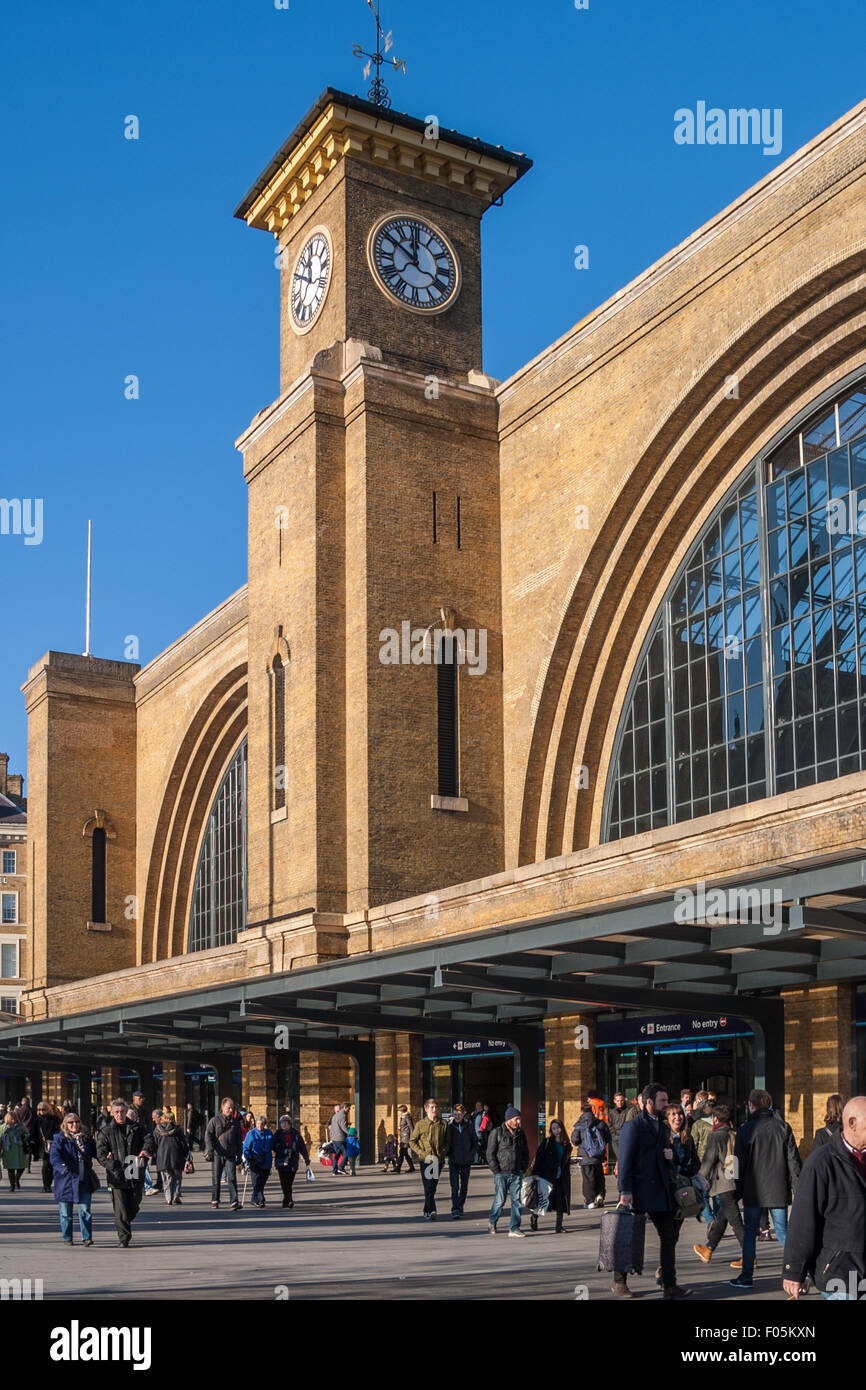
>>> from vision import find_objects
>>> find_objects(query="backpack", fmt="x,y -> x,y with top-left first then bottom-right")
581,1120 -> 606,1161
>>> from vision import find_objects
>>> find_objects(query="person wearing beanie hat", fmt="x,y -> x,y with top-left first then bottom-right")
272,1114 -> 310,1208
345,1125 -> 361,1175
486,1105 -> 530,1236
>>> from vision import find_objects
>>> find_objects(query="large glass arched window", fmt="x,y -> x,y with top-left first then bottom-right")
604,374 -> 866,841
188,739 -> 247,951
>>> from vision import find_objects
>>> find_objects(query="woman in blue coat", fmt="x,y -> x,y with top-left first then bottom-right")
49,1112 -> 99,1246
242,1114 -> 274,1207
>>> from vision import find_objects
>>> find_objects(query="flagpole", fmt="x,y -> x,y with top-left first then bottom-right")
84,519 -> 92,657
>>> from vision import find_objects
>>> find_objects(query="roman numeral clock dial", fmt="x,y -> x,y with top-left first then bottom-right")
367,213 -> 460,314
289,227 -> 332,334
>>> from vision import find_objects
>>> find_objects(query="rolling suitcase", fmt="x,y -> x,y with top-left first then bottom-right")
597,1204 -> 646,1274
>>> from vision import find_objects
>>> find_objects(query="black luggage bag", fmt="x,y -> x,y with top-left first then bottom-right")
597,1203 -> 646,1273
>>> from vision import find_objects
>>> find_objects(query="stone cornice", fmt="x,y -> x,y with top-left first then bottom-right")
236,92 -> 530,236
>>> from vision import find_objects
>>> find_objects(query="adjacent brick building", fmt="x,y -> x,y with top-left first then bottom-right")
6,90 -> 866,1150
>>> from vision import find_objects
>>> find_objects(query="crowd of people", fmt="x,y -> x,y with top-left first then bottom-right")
3,1080 -> 864,1300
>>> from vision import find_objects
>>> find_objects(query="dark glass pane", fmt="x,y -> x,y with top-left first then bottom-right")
774,673 -> 792,721
747,733 -> 765,783
739,489 -> 759,544
710,791 -> 728,813
687,566 -> 706,613
703,520 -> 722,562
809,511 -> 830,562
651,766 -> 667,811
770,578 -> 789,624
807,457 -> 828,510
710,745 -> 728,792
775,725 -> 794,775
794,718 -> 815,768
672,621 -> 688,666
816,710 -> 836,765
706,649 -> 725,700
789,522 -> 809,569
728,740 -> 746,787
768,436 -> 801,476
635,771 -> 651,816
813,607 -> 834,664
650,720 -> 667,764
675,802 -> 690,821
634,725 -> 650,769
747,780 -> 765,800
692,798 -> 709,818
619,779 -> 635,820
797,765 -> 816,788
651,807 -> 669,829
721,502 -> 740,552
776,771 -> 795,793
855,540 -> 866,594
619,731 -> 634,776
690,659 -> 707,704
793,666 -> 814,717
742,542 -> 760,586
790,566 -> 811,619
609,783 -> 620,826
675,759 -> 691,802
803,410 -> 837,459
704,562 -> 723,608
724,642 -> 744,692
746,684 -> 764,735
692,753 -> 709,799
688,616 -> 707,660
793,616 -> 813,663
771,625 -> 792,674
729,784 -> 748,808
649,627 -> 665,676
766,478 -> 787,529
743,590 -> 760,645
673,711 -> 690,755
671,578 -> 687,621
708,699 -> 725,746
839,753 -> 861,776
636,815 -> 652,834
768,527 -> 787,577
673,663 -> 689,711
691,707 -> 708,752
745,636 -> 763,686
838,389 -> 866,445
727,690 -> 745,741
649,675 -> 665,723
828,447 -> 849,497
787,470 -> 807,518
851,438 -> 866,489
838,703 -> 859,758
634,682 -> 649,726
723,549 -> 742,591
832,546 -> 854,601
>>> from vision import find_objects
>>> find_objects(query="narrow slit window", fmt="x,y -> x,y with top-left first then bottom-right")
273,655 -> 286,811
437,648 -> 459,798
91,828 -> 107,923
433,491 -> 438,544
457,496 -> 462,550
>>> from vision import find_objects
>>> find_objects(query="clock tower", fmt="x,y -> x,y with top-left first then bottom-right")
235,88 -> 530,389
234,89 -> 530,932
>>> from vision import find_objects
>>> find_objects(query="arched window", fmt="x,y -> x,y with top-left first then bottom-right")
272,654 -> 286,811
604,374 -> 866,842
188,739 -> 247,952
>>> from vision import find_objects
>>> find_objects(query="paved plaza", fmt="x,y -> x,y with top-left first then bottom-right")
0,1163 -> 800,1301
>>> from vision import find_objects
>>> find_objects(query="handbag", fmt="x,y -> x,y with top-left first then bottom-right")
184,1158 -> 195,1175
305,1166 -> 315,1183
672,1176 -> 703,1219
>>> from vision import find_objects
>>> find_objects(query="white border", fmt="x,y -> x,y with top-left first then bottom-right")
288,224 -> 334,336
366,210 -> 462,316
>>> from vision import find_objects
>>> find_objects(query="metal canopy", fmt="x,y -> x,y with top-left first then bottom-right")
2,855 -> 865,1091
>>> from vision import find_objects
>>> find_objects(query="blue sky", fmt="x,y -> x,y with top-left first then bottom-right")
1,0 -> 862,778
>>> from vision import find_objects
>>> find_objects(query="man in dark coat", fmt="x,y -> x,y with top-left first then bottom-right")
95,1098 -> 148,1247
35,1101 -> 61,1192
447,1103 -> 478,1219
730,1089 -> 802,1290
614,1081 -> 690,1300
783,1096 -> 866,1300
204,1096 -> 244,1209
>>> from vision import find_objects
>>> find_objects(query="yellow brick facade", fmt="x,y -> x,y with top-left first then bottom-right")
9,93 -> 866,1142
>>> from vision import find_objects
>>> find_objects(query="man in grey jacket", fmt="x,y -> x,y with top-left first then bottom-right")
396,1104 -> 415,1173
329,1103 -> 350,1176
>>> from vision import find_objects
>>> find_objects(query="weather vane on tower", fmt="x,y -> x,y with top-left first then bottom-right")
352,0 -> 406,109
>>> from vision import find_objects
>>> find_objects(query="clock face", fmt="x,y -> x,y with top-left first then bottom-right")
290,228 -> 332,333
368,214 -> 460,313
